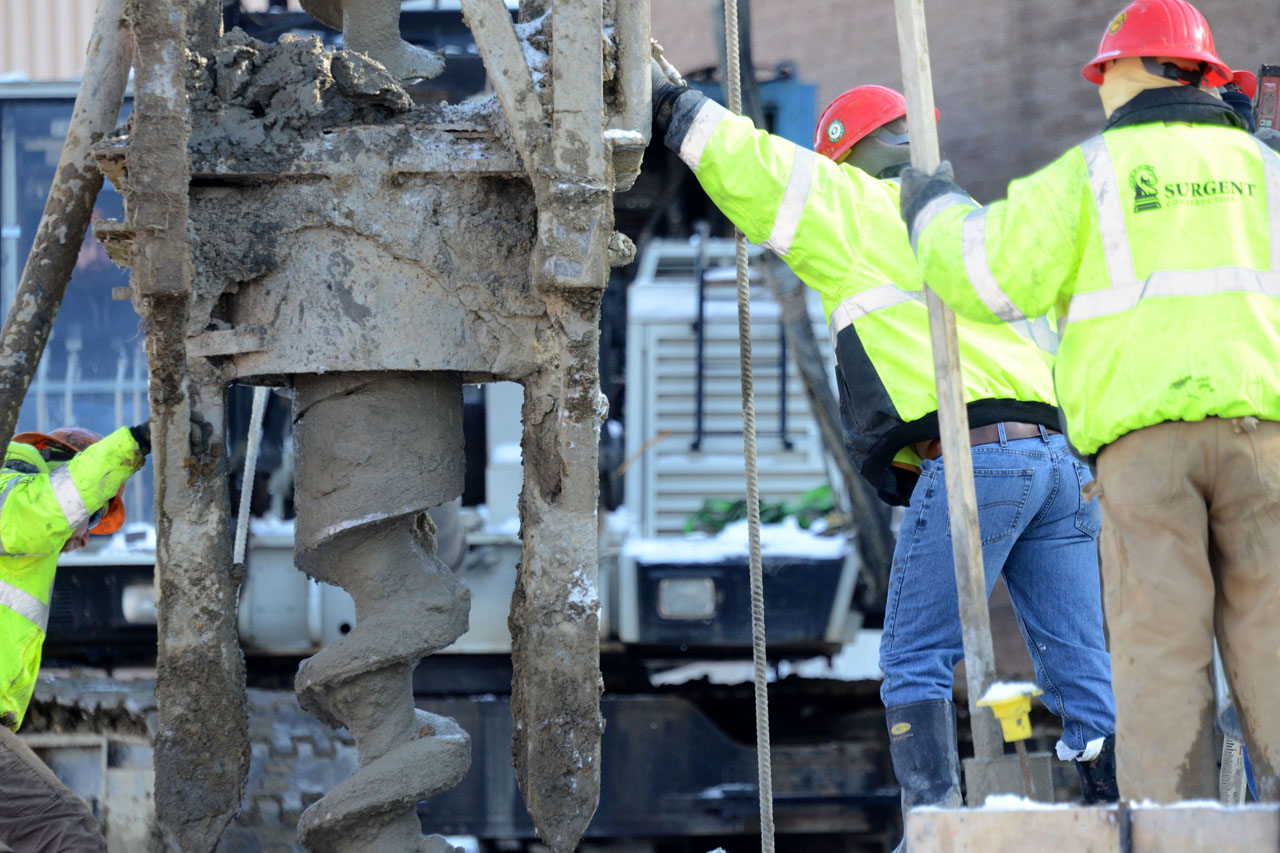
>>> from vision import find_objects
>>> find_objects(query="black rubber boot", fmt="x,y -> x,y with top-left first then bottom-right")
1074,734 -> 1119,804
886,699 -> 963,849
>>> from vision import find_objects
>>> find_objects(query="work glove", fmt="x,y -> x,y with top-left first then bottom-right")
1257,127 -> 1280,154
129,423 -> 152,456
899,160 -> 960,242
651,56 -> 689,137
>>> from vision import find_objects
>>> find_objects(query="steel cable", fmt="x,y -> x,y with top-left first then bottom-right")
723,1 -> 776,848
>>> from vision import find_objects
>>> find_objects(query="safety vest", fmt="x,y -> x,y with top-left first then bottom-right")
0,427 -> 142,730
664,95 -> 1059,504
911,106 -> 1280,455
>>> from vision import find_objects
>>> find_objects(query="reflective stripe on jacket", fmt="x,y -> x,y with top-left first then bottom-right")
911,110 -> 1280,455
0,427 -> 143,730
667,95 -> 1059,503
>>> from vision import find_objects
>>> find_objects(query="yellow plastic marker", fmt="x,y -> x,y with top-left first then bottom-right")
978,683 -> 1043,742
978,682 -> 1044,797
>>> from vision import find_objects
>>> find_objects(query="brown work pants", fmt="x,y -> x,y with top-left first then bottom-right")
1095,417 -> 1280,802
0,724 -> 105,852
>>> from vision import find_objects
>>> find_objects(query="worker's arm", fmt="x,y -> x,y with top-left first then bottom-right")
654,72 -> 886,301
901,148 -> 1088,323
0,427 -> 145,556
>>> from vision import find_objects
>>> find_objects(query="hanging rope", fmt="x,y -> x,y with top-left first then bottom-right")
723,1 -> 776,848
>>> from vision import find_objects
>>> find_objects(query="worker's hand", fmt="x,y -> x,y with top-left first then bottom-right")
651,57 -> 689,136
899,160 -> 961,239
128,423 -> 152,456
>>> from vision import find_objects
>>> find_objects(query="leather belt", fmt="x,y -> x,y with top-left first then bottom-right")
916,422 -> 1058,462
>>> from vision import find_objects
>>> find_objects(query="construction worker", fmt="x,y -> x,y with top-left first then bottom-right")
649,65 -> 1118,824
0,424 -> 150,851
900,0 -> 1280,803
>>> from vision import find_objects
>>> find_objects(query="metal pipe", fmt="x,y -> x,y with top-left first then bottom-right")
35,353 -> 48,432
63,336 -> 80,425
129,344 -> 142,524
113,350 -> 127,432
691,223 -> 709,451
778,317 -> 791,449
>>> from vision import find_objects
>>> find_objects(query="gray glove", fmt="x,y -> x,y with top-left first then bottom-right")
899,160 -> 959,238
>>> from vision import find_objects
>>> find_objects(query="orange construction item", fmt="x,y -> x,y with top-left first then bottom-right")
813,85 -> 937,164
1231,69 -> 1258,99
12,426 -> 126,534
1082,0 -> 1231,87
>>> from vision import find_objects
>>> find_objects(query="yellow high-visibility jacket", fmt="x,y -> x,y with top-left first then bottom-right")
908,87 -> 1280,455
0,427 -> 143,730
664,93 -> 1058,503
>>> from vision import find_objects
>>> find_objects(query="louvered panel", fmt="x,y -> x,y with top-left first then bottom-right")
626,240 -> 843,538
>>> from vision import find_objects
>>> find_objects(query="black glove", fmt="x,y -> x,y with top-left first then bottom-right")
651,58 -> 689,137
899,160 -> 960,238
1222,88 -> 1256,133
129,423 -> 152,456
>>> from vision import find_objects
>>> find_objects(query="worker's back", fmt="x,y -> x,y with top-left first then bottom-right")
0,441 -> 61,732
1052,118 -> 1280,453
662,93 -> 1060,502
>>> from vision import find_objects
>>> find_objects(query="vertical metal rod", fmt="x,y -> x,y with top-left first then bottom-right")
778,317 -> 791,450
113,350 -> 126,437
893,0 -> 1003,762
63,337 -> 80,425
130,343 -> 142,524
1015,740 -> 1035,798
35,354 -> 47,432
691,223 -> 709,451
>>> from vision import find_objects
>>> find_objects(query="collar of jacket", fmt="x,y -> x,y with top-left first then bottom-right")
1104,86 -> 1246,132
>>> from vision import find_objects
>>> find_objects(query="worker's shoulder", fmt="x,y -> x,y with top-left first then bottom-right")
2,442 -> 45,473
1257,128 -> 1280,153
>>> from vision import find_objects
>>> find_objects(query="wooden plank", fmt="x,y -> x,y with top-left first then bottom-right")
907,807 -> 1120,852
892,0 -> 1004,764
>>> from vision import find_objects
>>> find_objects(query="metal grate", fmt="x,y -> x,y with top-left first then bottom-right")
625,238 -> 836,537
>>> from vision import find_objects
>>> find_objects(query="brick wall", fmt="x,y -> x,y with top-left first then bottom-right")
652,0 -> 1280,200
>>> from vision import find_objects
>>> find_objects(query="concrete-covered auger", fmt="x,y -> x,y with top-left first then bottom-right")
99,0 -> 650,849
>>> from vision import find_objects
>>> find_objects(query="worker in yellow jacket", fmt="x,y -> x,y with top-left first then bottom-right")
651,62 -> 1117,821
0,424 -> 149,852
901,0 -> 1280,802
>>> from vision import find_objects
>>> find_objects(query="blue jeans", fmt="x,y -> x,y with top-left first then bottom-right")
879,427 -> 1115,754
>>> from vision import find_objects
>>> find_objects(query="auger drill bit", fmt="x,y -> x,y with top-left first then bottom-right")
292,372 -> 471,852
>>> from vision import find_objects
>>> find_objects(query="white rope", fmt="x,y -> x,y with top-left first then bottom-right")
233,385 -> 270,566
723,1 -> 775,848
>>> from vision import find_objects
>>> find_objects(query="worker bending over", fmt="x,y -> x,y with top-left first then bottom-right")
650,63 -> 1117,826
901,0 -> 1280,802
0,424 -> 150,851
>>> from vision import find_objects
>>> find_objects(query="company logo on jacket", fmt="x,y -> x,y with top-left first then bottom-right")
1129,164 -> 1256,213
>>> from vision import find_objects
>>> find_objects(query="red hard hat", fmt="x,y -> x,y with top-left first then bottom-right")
1231,69 -> 1258,99
813,85 -> 938,163
1082,0 -> 1231,88
12,427 -> 126,535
